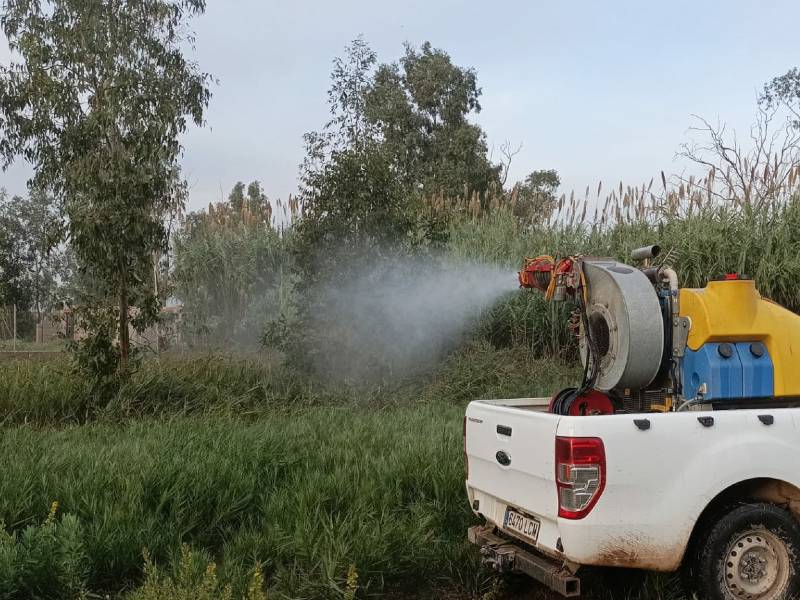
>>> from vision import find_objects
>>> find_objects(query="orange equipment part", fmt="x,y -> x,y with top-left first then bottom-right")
518,255 -> 554,291
519,256 -> 575,299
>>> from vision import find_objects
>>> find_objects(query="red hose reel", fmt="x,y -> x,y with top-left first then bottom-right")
549,388 -> 615,416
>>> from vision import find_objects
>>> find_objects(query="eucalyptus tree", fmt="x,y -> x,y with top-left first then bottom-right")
0,0 -> 211,367
297,39 -> 500,280
364,42 -> 501,197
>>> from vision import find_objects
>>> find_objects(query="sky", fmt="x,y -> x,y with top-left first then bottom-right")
1,0 -> 799,212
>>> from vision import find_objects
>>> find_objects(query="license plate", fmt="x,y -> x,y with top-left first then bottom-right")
503,507 -> 540,544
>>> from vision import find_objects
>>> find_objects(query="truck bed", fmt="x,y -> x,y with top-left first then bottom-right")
476,397 -> 551,411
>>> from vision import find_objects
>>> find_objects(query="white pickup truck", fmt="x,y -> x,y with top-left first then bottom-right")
465,397 -> 800,599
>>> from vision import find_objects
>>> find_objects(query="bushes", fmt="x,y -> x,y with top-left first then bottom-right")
0,503 -> 89,599
0,345 -> 579,427
479,292 -> 576,359
130,545 -> 267,600
420,340 -> 578,404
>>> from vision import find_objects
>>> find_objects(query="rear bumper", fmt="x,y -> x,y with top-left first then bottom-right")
468,525 -> 581,597
467,485 -> 562,559
467,484 -> 686,572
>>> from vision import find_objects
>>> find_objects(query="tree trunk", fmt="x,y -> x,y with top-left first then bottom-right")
119,274 -> 130,368
153,251 -> 161,352
36,311 -> 43,344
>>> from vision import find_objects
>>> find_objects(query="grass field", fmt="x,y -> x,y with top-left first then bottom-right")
0,347 -> 604,599
0,407 -> 474,598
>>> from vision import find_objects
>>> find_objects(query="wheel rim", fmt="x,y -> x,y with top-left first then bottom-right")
724,529 -> 790,599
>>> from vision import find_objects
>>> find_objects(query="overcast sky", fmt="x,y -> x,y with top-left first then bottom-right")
1,0 -> 799,211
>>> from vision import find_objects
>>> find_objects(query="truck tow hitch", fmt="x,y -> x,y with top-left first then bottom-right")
469,525 -> 581,597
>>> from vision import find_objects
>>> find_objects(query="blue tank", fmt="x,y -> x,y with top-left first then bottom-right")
681,342 -> 773,401
737,342 -> 774,398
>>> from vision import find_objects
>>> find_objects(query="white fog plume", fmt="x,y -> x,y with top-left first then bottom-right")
308,257 -> 519,381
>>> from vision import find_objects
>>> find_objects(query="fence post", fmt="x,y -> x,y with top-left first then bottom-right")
12,303 -> 16,352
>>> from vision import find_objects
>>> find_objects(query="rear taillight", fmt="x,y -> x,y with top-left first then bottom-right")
555,436 -> 606,519
463,416 -> 469,480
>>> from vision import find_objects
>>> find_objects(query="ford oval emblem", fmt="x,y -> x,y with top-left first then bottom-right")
495,450 -> 511,466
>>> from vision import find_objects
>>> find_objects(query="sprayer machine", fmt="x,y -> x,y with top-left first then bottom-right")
518,245 -> 800,415
465,245 -> 800,599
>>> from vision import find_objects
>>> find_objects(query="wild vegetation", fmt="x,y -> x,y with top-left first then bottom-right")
0,350 -> 579,600
2,4 -> 800,599
6,180 -> 800,598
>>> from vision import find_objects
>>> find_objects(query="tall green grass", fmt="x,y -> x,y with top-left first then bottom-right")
0,346 -> 578,427
448,198 -> 800,310
0,347 -> 696,599
444,197 -> 800,360
0,354 -> 330,425
0,347 -> 580,599
0,407 -> 476,598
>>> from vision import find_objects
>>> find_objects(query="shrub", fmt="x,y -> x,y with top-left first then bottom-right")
129,545 -> 268,600
0,502 -> 89,599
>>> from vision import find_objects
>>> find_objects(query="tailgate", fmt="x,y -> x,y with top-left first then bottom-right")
466,400 -> 560,521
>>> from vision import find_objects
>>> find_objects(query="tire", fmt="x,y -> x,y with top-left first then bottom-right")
683,503 -> 800,600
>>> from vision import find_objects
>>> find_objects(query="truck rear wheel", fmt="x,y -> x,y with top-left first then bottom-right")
686,503 -> 800,600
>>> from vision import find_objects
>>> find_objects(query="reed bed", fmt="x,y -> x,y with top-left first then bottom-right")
436,171 -> 800,360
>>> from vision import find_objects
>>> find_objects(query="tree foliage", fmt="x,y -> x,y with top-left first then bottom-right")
513,169 -> 561,222
0,190 -> 30,309
365,42 -> 500,196
761,67 -> 800,126
296,141 -> 415,280
0,189 -> 66,320
0,0 -> 211,367
297,39 -> 499,283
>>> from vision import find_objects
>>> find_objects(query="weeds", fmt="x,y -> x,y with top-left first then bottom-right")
0,502 -> 89,599
0,345 -> 579,427
128,545 -> 268,600
0,404 -> 481,598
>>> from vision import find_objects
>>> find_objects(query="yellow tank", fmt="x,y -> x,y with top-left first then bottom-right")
680,279 -> 800,397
